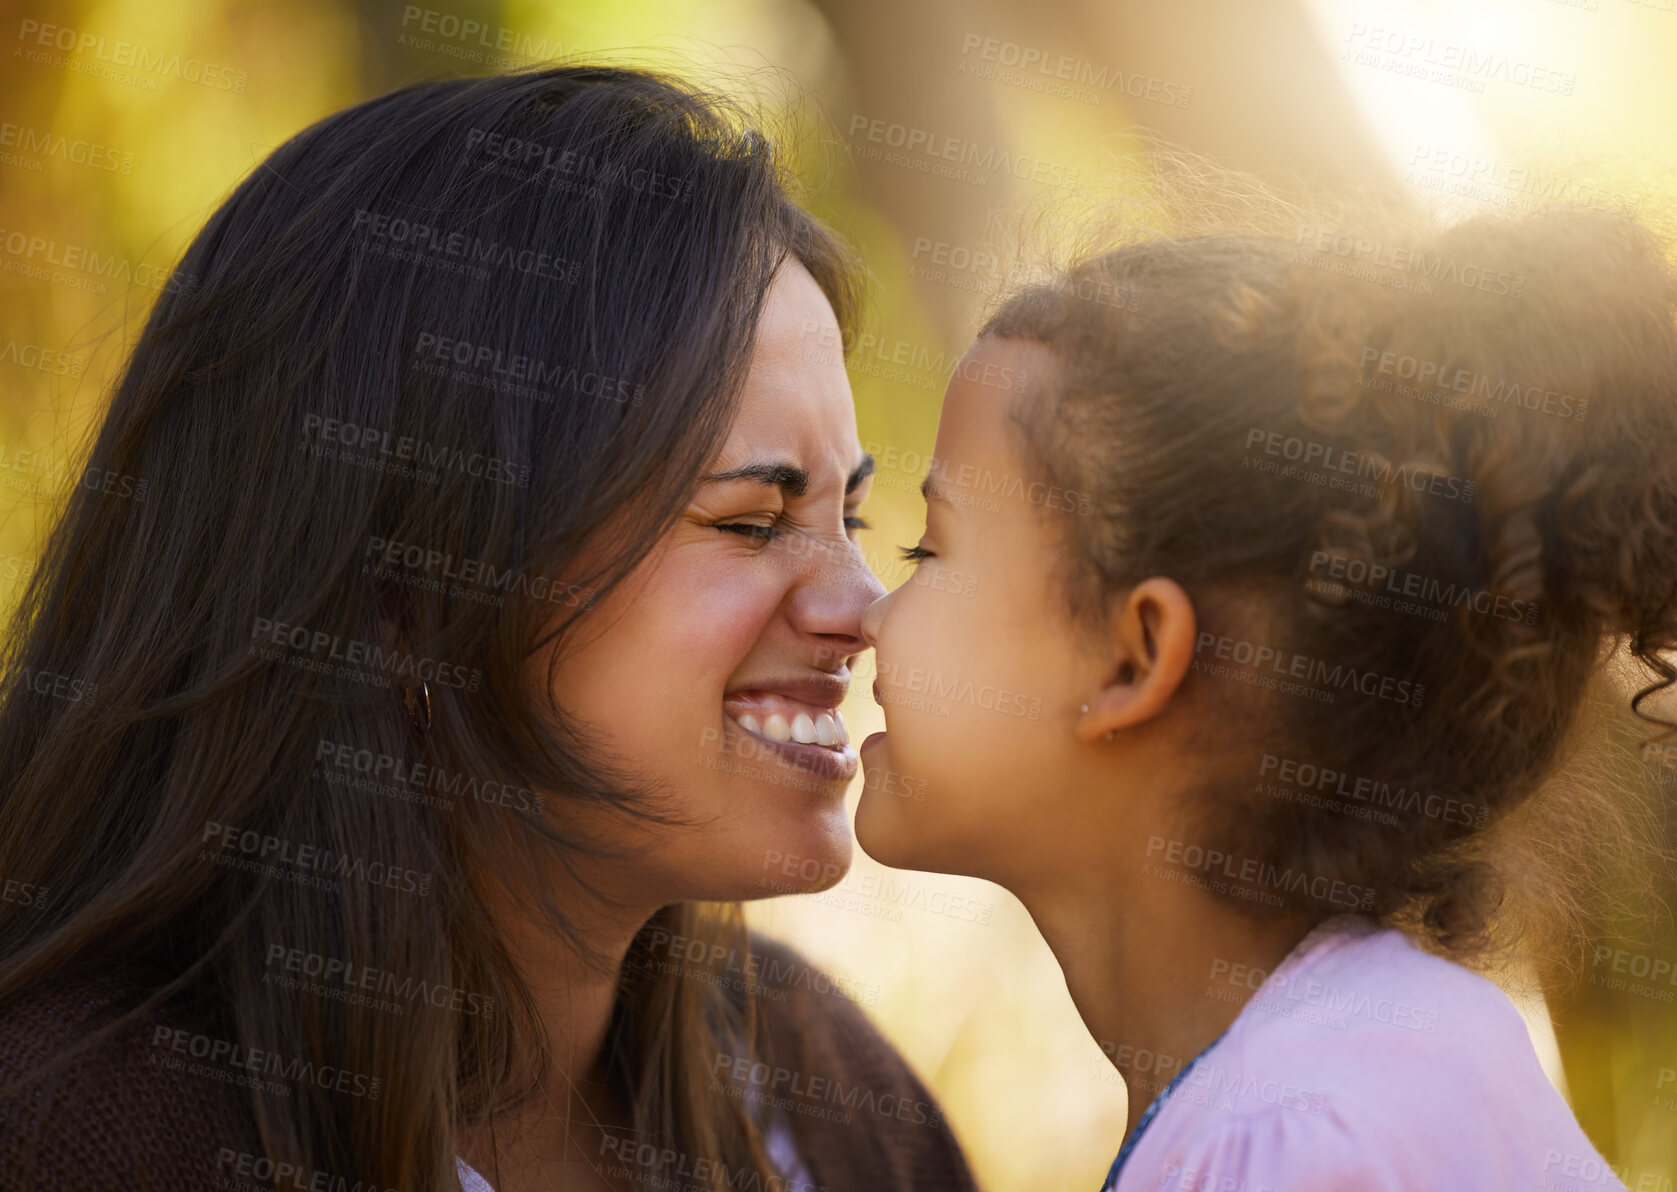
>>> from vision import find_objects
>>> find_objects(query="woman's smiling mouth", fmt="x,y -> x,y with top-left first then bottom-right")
722,686 -> 859,782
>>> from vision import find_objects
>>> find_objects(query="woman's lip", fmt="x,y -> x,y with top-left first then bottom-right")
860,730 -> 887,751
724,712 -> 858,784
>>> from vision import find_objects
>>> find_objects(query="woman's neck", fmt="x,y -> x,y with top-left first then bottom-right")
459,886 -> 653,1190
1017,871 -> 1314,1140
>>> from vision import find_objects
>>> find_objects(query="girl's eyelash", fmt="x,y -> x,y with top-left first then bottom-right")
845,514 -> 870,531
897,544 -> 934,562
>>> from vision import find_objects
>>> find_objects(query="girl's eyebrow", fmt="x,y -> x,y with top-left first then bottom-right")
921,475 -> 952,505
702,452 -> 877,499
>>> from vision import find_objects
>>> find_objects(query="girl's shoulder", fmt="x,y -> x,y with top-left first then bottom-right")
1118,919 -> 1624,1190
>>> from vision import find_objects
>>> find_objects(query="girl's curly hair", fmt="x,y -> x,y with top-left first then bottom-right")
982,195 -> 1677,970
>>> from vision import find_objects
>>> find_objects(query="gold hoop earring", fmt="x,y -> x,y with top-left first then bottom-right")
403,679 -> 431,734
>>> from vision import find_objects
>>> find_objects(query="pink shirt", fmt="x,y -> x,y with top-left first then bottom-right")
1106,914 -> 1626,1192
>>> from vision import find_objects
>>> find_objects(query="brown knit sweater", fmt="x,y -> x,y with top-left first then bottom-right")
0,937 -> 981,1192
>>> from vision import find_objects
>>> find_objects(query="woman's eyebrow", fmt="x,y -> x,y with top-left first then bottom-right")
701,452 -> 877,499
701,462 -> 808,497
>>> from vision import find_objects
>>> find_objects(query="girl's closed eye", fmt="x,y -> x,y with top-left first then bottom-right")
898,543 -> 935,563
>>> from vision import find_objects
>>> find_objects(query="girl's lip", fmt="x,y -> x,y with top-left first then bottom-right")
724,713 -> 858,784
860,730 -> 887,751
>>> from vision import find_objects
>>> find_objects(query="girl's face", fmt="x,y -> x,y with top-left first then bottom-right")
536,259 -> 884,908
857,337 -> 1125,889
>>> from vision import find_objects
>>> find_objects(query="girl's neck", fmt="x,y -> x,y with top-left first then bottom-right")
1018,874 -> 1315,1140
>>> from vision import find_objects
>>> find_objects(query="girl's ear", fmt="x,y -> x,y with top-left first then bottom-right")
1075,577 -> 1197,743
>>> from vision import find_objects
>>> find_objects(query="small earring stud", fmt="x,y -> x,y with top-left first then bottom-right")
1080,704 -> 1089,713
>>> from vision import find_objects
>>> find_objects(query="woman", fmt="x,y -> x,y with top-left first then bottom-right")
0,66 -> 979,1192
856,203 -> 1675,1188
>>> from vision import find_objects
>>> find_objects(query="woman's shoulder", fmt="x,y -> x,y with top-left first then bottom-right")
0,966 -> 265,1191
738,930 -> 981,1192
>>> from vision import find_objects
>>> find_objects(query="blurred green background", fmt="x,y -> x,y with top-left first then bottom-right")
3,0 -> 1676,1188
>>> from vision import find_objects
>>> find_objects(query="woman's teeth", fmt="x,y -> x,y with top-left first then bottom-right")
735,708 -> 849,748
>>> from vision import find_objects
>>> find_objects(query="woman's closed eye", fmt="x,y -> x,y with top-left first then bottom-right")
717,517 -> 782,543
897,543 -> 935,563
718,509 -> 870,543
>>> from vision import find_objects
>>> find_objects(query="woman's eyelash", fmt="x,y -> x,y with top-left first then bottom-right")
897,544 -> 934,562
718,513 -> 870,540
718,521 -> 780,542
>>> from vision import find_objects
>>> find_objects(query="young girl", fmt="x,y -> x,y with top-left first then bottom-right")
857,205 -> 1677,1189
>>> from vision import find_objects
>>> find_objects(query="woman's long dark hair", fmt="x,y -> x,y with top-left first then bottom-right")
0,65 -> 861,1190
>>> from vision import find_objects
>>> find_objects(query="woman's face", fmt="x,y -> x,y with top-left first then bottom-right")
538,259 -> 883,907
